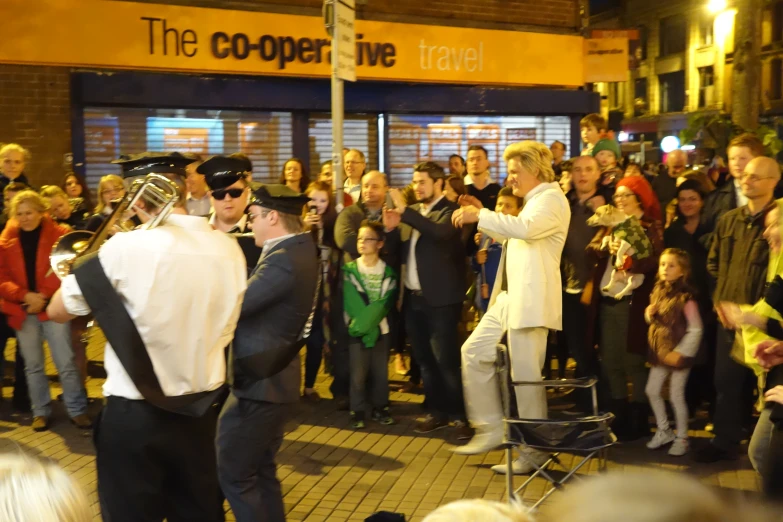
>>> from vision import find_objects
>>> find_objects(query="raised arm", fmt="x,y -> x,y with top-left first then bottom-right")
240,252 -> 295,317
401,206 -> 458,241
477,194 -> 567,241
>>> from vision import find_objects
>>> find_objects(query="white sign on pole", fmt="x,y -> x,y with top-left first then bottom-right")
335,0 -> 356,82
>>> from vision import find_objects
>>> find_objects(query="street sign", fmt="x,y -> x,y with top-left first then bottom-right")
335,0 -> 356,82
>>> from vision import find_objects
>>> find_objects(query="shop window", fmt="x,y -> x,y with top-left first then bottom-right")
659,16 -> 687,56
386,115 -> 571,187
307,114 -> 379,176
638,26 -> 648,61
609,82 -> 626,111
698,66 -> 715,108
772,59 -> 783,100
83,108 -> 293,187
659,71 -> 686,113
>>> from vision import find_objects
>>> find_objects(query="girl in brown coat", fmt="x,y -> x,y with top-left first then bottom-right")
644,248 -> 703,457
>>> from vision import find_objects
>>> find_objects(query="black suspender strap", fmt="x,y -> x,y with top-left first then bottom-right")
72,253 -> 223,417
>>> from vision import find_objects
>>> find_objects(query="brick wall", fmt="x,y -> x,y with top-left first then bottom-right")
0,65 -> 72,188
128,0 -> 581,33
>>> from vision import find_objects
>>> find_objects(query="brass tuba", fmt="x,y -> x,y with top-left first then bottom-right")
50,173 -> 181,279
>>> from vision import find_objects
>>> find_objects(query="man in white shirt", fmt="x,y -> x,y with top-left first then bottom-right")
344,149 -> 367,204
47,156 -> 248,522
451,141 -> 570,474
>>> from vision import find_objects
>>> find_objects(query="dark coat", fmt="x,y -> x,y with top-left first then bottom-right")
584,218 -> 664,356
700,180 -> 737,252
230,233 -> 319,404
399,197 -> 465,308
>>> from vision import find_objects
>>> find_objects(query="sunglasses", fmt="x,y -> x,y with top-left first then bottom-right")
212,188 -> 246,200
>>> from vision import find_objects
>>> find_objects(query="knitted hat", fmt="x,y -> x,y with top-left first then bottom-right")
616,175 -> 662,221
591,138 -> 621,159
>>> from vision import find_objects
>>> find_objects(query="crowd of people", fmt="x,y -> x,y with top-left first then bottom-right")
2,110 -> 783,520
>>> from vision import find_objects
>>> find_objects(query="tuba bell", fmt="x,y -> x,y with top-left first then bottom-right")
50,173 -> 181,279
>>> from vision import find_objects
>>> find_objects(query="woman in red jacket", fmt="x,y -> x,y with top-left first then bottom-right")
0,190 -> 89,432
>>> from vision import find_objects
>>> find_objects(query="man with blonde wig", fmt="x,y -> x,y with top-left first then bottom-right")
451,141 -> 570,474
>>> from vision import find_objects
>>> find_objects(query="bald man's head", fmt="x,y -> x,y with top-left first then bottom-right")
361,170 -> 388,209
666,150 -> 687,179
741,156 -> 781,201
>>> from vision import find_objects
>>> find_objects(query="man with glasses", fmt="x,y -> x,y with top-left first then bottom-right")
695,156 -> 781,463
217,184 -> 318,522
199,155 -> 262,273
652,149 -> 687,212
344,149 -> 367,204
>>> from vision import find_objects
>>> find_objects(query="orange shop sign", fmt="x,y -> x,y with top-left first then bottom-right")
0,0 -> 585,87
584,37 -> 629,83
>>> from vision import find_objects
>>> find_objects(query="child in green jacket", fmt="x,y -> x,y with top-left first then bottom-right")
343,221 -> 398,429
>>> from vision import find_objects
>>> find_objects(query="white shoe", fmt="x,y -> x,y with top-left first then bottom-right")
491,447 -> 550,475
668,437 -> 688,457
646,428 -> 675,449
451,425 -> 503,455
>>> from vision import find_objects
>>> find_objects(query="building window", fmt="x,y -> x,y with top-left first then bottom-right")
634,78 -> 648,117
609,82 -> 625,110
659,71 -> 686,113
772,58 -> 783,100
659,16 -> 687,56
699,15 -> 714,47
698,66 -> 715,108
774,2 -> 783,43
638,25 -> 648,61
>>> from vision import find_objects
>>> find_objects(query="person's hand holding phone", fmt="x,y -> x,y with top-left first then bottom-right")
304,206 -> 322,228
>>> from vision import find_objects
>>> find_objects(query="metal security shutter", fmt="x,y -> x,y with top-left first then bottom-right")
83,108 -> 294,188
307,113 -> 379,176
387,115 -> 572,187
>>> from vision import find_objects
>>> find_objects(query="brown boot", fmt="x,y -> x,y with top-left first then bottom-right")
70,414 -> 92,430
32,416 -> 49,432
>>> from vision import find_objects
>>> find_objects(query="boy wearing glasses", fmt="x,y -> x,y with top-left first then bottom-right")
342,220 -> 398,428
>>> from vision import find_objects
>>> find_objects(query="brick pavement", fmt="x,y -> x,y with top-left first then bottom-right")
0,332 -> 762,522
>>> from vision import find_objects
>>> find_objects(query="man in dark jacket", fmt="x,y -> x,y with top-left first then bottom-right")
332,171 -> 401,403
700,133 -> 764,251
696,156 -> 780,463
384,161 -> 467,434
652,149 -> 686,213
216,185 -> 318,522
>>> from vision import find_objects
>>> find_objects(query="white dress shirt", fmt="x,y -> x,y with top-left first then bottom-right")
186,194 -> 212,217
344,180 -> 362,204
734,178 -> 749,208
209,213 -> 248,234
404,195 -> 445,291
60,214 -> 247,400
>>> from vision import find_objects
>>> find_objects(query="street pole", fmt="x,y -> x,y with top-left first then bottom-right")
730,0 -> 761,130
325,0 -> 355,205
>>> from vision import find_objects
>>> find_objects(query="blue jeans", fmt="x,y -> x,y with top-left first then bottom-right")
16,315 -> 87,418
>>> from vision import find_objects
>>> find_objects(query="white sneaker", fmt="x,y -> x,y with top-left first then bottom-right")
491,447 -> 550,475
646,429 -> 675,450
668,437 -> 689,456
451,425 -> 504,455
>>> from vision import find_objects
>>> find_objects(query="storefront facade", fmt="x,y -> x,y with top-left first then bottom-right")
1,0 -> 600,187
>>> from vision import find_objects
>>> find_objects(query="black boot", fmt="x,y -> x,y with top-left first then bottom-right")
608,399 -> 630,440
624,402 -> 651,441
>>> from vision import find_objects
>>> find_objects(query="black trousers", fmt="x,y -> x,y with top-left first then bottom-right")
405,292 -> 464,421
712,325 -> 756,449
561,291 -> 601,409
217,394 -> 287,522
95,397 -> 223,522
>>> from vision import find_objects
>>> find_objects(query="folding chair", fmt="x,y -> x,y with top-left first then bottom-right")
496,344 -> 616,509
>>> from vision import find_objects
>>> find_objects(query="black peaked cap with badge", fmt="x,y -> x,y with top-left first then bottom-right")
111,152 -> 193,179
197,155 -> 250,191
249,184 -> 311,215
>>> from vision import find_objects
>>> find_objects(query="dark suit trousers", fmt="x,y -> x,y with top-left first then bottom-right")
405,291 -> 464,421
217,393 -> 287,522
95,397 -> 223,522
712,325 -> 756,449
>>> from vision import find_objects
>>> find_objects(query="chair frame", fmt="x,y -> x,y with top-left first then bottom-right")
496,344 -> 615,509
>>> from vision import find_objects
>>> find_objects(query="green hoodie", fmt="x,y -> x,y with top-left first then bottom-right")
342,259 -> 398,348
